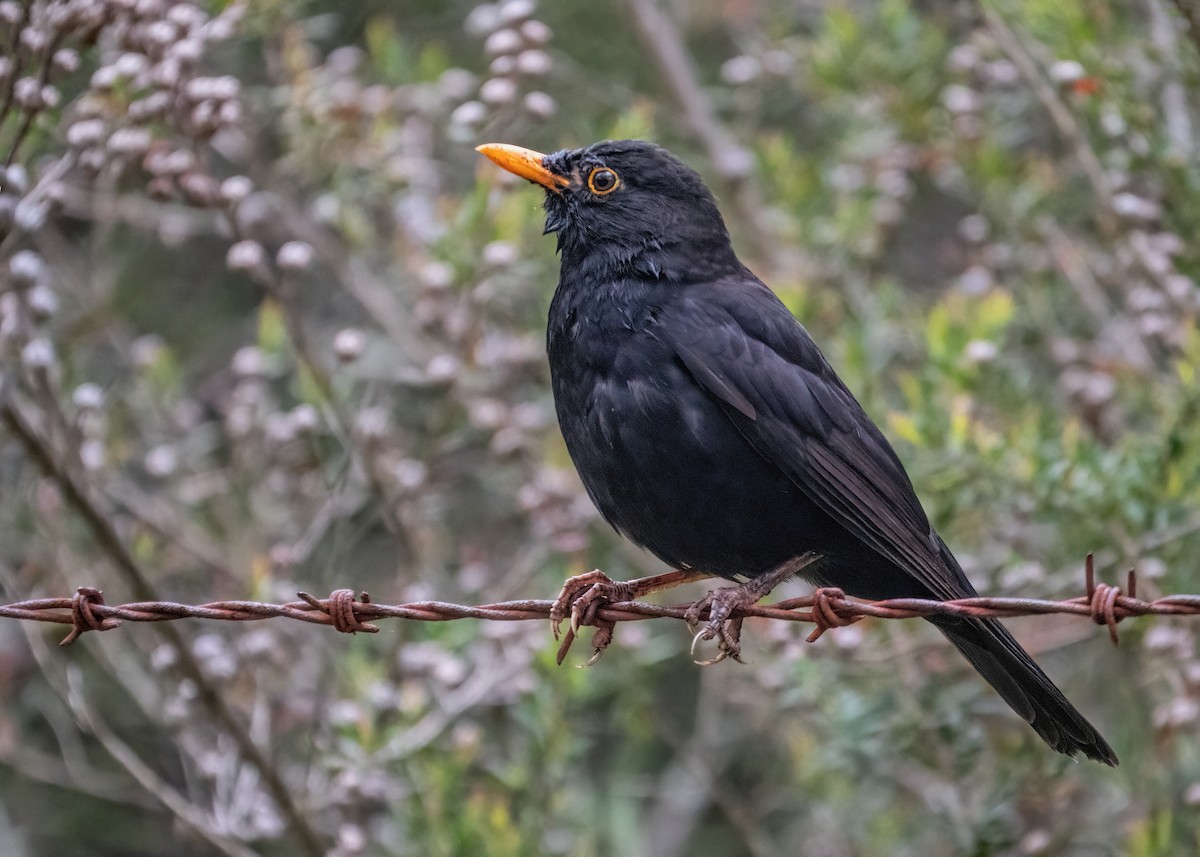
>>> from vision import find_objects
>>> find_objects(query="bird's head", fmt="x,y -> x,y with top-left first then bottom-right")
477,140 -> 740,282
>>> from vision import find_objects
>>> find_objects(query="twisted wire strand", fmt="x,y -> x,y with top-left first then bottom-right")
2,558 -> 1191,649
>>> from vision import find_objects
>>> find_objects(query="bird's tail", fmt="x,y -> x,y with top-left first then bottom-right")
930,613 -> 1117,765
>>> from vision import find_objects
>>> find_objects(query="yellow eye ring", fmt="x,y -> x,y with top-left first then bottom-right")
587,167 -> 620,195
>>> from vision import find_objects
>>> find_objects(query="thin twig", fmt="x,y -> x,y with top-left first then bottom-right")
622,0 -> 781,270
63,668 -> 262,857
981,5 -> 1116,234
0,394 -> 328,857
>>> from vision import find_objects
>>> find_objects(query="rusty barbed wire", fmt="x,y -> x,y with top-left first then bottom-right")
4,557 -> 1200,660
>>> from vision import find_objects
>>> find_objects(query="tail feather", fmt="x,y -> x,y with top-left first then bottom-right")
932,614 -> 1117,766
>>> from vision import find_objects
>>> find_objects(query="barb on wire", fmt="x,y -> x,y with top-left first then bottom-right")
2,556 -> 1196,660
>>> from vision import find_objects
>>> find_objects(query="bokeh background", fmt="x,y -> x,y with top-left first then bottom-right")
2,0 -> 1200,854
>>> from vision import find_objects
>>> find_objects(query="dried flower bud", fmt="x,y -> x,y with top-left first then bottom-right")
449,100 -> 487,127
73,383 -> 106,410
420,260 -> 454,290
40,85 -> 60,109
144,444 -> 178,477
946,43 -> 980,74
439,68 -> 476,99
498,0 -> 536,26
964,339 -> 998,364
489,55 -> 516,76
14,198 -> 47,232
170,38 -> 204,65
226,240 -> 268,275
4,163 -> 27,194
66,118 -> 105,148
78,148 -> 107,174
720,56 -> 762,86
276,241 -> 314,271
162,148 -> 194,174
217,100 -> 242,126
479,77 -> 517,105
51,48 -> 80,73
520,19 -> 552,45
204,16 -> 235,41
482,240 -> 517,267
465,3 -> 500,36
484,29 -> 522,57
14,77 -> 41,109
957,214 -> 990,243
27,284 -> 59,320
150,58 -> 181,88
19,28 -> 48,54
940,84 -> 979,115
190,100 -> 215,129
179,172 -> 219,205
128,90 -> 172,121
186,75 -> 238,101
333,328 -> 365,362
135,0 -> 166,18
956,265 -> 993,295
523,90 -> 555,119
9,250 -> 44,287
355,406 -> 390,440
1049,59 -> 1085,84
90,65 -> 119,90
425,354 -> 460,383
80,438 -> 105,471
231,345 -> 265,376
289,403 -> 320,433
21,337 -> 55,369
167,3 -> 206,30
515,49 -> 551,76
143,20 -> 178,48
1112,192 -> 1161,223
392,458 -> 428,490
108,127 -> 153,155
114,53 -> 149,78
220,175 -> 253,204
264,412 -> 296,444
131,334 -> 165,367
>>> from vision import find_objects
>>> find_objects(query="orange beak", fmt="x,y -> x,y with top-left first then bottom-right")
476,143 -> 569,191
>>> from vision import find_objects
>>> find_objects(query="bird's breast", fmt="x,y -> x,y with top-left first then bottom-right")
546,283 -> 815,576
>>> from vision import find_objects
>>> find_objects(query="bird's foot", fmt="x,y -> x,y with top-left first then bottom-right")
551,568 -> 705,666
684,587 -> 752,665
684,555 -> 817,666
550,569 -> 636,667
550,569 -> 634,641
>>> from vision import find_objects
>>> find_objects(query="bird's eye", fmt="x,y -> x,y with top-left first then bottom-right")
587,167 -> 620,195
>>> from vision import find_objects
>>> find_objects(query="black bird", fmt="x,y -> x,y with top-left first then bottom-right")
477,140 -> 1116,765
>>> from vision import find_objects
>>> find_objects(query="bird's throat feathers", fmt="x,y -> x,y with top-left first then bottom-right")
544,191 -> 741,286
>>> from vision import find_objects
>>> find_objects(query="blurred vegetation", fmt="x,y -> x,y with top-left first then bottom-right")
2,0 -> 1200,854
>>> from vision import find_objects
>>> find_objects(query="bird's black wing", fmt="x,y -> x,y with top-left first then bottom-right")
658,277 -> 1118,766
659,277 -> 965,601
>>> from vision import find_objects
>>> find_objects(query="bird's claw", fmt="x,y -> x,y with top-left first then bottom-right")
688,616 -> 745,665
550,570 -> 634,665
685,587 -> 751,665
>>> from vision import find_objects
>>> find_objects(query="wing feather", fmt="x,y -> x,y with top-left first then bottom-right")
660,282 -> 963,601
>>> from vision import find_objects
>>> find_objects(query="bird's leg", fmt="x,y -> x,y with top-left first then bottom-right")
552,568 -> 706,666
685,554 -> 817,665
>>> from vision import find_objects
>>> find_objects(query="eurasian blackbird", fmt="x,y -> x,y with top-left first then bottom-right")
478,139 -> 1116,765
